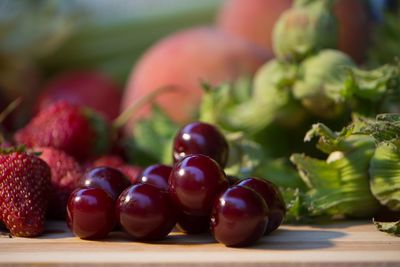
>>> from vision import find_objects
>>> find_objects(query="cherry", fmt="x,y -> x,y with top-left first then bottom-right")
176,213 -> 210,234
169,154 -> 228,216
237,177 -> 286,234
80,167 -> 131,200
137,164 -> 172,191
67,188 -> 115,239
116,183 -> 176,241
211,186 -> 268,247
173,121 -> 229,168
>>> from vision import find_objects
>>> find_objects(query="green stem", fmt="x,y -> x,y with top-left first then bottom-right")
112,86 -> 178,130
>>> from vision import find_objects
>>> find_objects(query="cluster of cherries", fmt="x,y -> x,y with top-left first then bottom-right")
67,122 -> 286,247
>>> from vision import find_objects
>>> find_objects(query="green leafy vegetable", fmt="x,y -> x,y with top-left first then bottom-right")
82,107 -> 111,156
359,113 -> 400,142
272,0 -> 337,62
358,114 -> 400,211
251,59 -> 305,130
368,8 -> 400,67
199,76 -> 253,131
369,142 -> 400,211
124,106 -> 178,166
255,158 -> 306,190
224,132 -> 264,178
281,187 -> 311,223
373,219 -> 400,236
293,49 -> 355,118
291,123 -> 380,218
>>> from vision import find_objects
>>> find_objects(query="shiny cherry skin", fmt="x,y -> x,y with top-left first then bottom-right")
116,183 -> 177,241
176,213 -> 210,234
67,188 -> 115,239
211,186 -> 268,247
173,121 -> 229,168
169,154 -> 229,216
237,177 -> 286,234
137,164 -> 172,191
81,167 -> 131,200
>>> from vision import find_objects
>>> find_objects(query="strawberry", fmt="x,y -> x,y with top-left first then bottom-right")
35,71 -> 121,121
36,147 -> 83,219
0,150 -> 51,237
89,155 -> 143,184
15,101 -> 111,161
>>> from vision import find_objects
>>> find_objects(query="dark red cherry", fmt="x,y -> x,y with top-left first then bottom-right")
81,167 -> 131,200
137,164 -> 172,191
211,186 -> 268,247
237,177 -> 286,234
176,213 -> 210,234
116,183 -> 176,241
67,188 -> 115,239
173,121 -> 229,168
169,154 -> 228,216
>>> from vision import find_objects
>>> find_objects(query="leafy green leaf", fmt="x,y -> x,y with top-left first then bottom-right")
281,187 -> 312,223
125,105 -> 178,166
373,219 -> 400,236
369,142 -> 400,211
359,113 -> 400,143
254,157 -> 306,190
224,132 -> 264,177
290,123 -> 380,218
82,107 -> 111,156
199,76 -> 254,131
303,122 -> 372,154
368,10 -> 400,66
293,50 -> 354,118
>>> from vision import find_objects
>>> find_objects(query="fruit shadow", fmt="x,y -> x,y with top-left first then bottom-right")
39,221 -> 75,239
307,220 -> 369,229
150,232 -> 217,245
243,228 -> 347,250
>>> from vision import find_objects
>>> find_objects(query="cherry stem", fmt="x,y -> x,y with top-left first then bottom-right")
112,85 -> 178,130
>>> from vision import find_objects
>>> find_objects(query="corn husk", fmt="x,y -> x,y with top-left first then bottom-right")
360,114 -> 400,211
291,123 -> 380,218
369,142 -> 400,211
272,0 -> 337,62
293,49 -> 355,118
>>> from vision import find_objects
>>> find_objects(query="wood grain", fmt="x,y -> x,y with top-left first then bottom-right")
0,221 -> 399,267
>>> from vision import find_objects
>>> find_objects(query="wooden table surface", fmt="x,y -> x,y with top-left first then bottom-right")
0,221 -> 399,267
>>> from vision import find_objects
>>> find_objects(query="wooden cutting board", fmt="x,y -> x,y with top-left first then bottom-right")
0,221 -> 399,267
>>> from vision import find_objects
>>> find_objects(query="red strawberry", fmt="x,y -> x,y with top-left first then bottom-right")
35,71 -> 121,121
15,101 -> 111,161
0,151 -> 51,237
36,147 -> 83,219
89,155 -> 143,184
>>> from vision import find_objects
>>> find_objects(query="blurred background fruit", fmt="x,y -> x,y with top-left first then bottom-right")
35,71 -> 121,121
1,0 -> 396,132
217,0 -> 371,63
121,27 -> 270,130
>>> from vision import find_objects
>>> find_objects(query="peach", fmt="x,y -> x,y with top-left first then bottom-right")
121,27 -> 270,132
217,0 -> 292,53
217,0 -> 371,63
